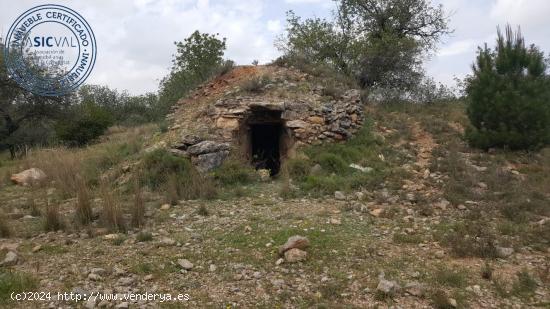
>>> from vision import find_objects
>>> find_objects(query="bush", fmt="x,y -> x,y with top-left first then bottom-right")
466,26 -> 550,150
213,158 -> 256,185
56,103 -> 114,146
316,153 -> 348,174
0,216 -> 11,238
141,149 -> 217,200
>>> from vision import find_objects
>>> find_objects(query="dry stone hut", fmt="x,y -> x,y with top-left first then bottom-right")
166,65 -> 364,175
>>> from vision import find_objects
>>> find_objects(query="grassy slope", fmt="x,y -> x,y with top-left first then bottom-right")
0,103 -> 548,308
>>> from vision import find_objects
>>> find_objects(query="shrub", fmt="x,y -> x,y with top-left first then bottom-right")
466,26 -> 550,150
240,77 -> 265,93
141,149 -> 217,200
136,231 -> 153,242
316,153 -> 348,174
512,269 -> 538,298
440,221 -> 498,258
141,149 -> 192,190
56,102 -> 114,146
213,158 -> 256,185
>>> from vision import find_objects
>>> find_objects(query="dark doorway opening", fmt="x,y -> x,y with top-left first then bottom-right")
251,123 -> 282,175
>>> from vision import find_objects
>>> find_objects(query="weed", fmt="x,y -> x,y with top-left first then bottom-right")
0,216 -> 11,238
197,205 -> 209,216
213,157 -> 256,186
99,182 -> 125,232
439,221 -> 498,258
136,231 -> 153,242
240,75 -> 271,93
430,289 -> 454,309
131,179 -> 145,228
44,201 -> 64,232
75,176 -> 93,225
0,270 -> 37,304
111,235 -> 126,246
512,269 -> 537,298
433,266 -> 468,288
392,233 -> 423,244
481,262 -> 493,280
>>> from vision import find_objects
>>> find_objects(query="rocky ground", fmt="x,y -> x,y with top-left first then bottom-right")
0,103 -> 549,309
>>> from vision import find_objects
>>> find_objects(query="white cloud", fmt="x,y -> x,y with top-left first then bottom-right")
267,19 -> 282,33
438,39 -> 477,57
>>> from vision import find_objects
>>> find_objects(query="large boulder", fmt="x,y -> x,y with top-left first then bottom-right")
187,141 -> 230,156
11,168 -> 46,186
192,151 -> 230,172
279,235 -> 310,255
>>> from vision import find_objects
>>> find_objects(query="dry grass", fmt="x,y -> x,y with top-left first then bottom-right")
75,176 -> 93,225
99,182 -> 125,232
0,215 -> 11,238
43,200 -> 64,232
131,179 -> 145,228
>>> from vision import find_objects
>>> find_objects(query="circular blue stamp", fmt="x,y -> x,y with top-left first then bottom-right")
4,4 -> 97,96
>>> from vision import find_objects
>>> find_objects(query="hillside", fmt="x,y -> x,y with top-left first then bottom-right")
0,93 -> 548,308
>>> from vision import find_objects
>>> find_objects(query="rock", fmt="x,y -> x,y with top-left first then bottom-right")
435,199 -> 451,210
275,258 -> 284,266
160,237 -> 176,246
370,208 -> 384,217
115,302 -> 129,309
90,268 -> 107,276
1,251 -> 18,266
355,192 -> 365,200
144,274 -> 153,281
457,204 -> 467,210
117,277 -> 134,286
279,235 -> 310,255
284,248 -> 307,263
329,218 -> 342,225
377,278 -> 401,295
286,120 -> 309,128
160,204 -> 171,210
449,298 -> 457,308
177,259 -> 194,270
193,151 -> 230,172
87,273 -> 103,281
404,282 -> 425,297
11,168 -> 46,186
308,116 -> 325,124
310,164 -> 322,175
435,250 -> 445,259
187,141 -> 230,156
349,164 -> 373,173
181,134 -> 203,146
84,297 -> 97,309
496,246 -> 514,258
209,264 -> 217,272
257,169 -> 271,181
334,191 -> 346,200
32,245 -> 42,253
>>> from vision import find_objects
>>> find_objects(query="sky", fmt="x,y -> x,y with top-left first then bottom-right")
1,0 -> 550,95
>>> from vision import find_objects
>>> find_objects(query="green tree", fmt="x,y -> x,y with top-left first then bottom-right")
55,102 -> 114,146
158,31 -> 229,115
278,0 -> 450,91
0,43 -> 70,157
465,26 -> 550,150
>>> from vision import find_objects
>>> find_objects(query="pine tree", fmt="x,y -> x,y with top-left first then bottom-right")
466,25 -> 550,150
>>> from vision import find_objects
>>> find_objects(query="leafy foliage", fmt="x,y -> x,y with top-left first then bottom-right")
158,31 -> 230,115
466,26 -> 550,150
277,0 -> 450,93
55,102 -> 114,146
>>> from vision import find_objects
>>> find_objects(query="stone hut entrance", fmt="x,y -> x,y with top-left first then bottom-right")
241,107 -> 291,176
250,123 -> 282,175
